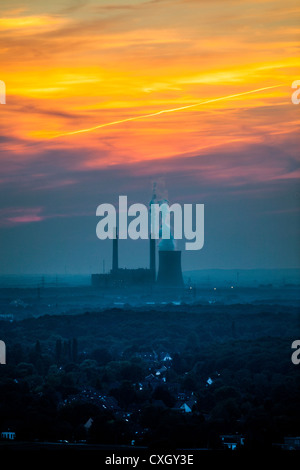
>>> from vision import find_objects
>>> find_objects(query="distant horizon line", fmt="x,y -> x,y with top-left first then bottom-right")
0,267 -> 300,276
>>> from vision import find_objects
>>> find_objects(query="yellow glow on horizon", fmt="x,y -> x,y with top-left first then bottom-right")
0,15 -> 67,31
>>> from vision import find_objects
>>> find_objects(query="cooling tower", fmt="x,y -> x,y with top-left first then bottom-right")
156,250 -> 184,287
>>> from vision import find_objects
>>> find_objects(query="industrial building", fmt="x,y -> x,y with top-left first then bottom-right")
91,228 -> 184,289
91,188 -> 184,289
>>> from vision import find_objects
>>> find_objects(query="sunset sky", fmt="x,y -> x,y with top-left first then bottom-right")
0,0 -> 299,275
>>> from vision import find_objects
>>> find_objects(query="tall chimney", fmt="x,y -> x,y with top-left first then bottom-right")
157,250 -> 184,287
112,227 -> 118,272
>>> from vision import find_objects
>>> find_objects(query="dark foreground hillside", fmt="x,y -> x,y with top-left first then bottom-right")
0,303 -> 299,451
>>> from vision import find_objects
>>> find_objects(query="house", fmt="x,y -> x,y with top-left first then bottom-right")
83,418 -> 93,430
160,352 -> 172,362
145,373 -> 155,381
275,437 -> 300,450
283,437 -> 300,450
220,434 -> 245,450
174,395 -> 197,413
143,374 -> 163,390
155,365 -> 167,376
1,431 -> 16,440
179,402 -> 193,413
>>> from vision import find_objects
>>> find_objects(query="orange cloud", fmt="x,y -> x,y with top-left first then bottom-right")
0,0 -> 298,182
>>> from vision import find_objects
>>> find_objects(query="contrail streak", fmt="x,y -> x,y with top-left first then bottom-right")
51,85 -> 282,139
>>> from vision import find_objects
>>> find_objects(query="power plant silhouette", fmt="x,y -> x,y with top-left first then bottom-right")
91,186 -> 184,289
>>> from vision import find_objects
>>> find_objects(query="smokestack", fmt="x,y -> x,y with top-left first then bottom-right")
157,250 -> 184,287
112,227 -> 118,272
